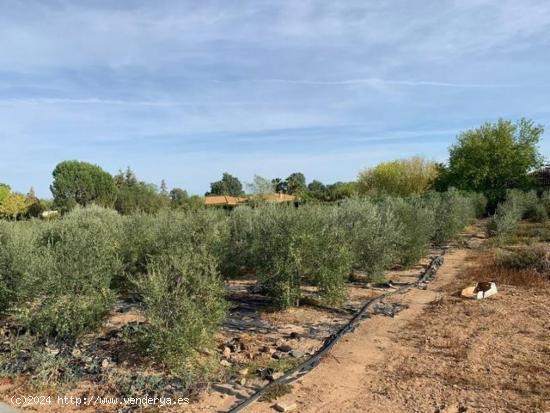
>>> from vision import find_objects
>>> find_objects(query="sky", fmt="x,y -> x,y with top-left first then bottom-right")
1,0 -> 550,197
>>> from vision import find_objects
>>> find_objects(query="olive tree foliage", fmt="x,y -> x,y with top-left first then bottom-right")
50,161 -> 117,211
136,245 -> 228,374
488,190 -> 545,236
124,208 -> 229,372
336,197 -> 402,279
208,172 -> 244,196
358,156 -> 438,196
0,206 -> 122,338
435,119 -> 544,210
243,204 -> 352,308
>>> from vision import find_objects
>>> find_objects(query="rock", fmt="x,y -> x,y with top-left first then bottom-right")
277,344 -> 292,352
71,348 -> 82,357
101,358 -> 110,368
271,371 -> 284,381
223,346 -> 232,358
46,347 -> 60,356
238,377 -> 246,386
211,384 -> 248,399
274,402 -> 297,412
220,359 -> 232,367
289,350 -> 305,358
238,368 -> 249,376
272,351 -> 286,360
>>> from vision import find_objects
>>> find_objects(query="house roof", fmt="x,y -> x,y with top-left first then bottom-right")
204,195 -> 248,206
204,193 -> 297,206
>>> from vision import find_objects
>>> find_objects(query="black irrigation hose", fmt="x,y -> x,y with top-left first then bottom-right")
226,254 -> 445,413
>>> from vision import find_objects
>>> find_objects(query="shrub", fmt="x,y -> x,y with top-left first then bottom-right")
0,220 -> 45,314
246,204 -> 352,308
496,246 -> 549,273
390,196 -> 436,267
427,189 -> 476,245
337,198 -> 401,280
524,203 -> 548,223
120,208 -> 229,290
469,192 -> 488,218
358,156 -> 438,196
5,206 -> 122,339
135,251 -> 228,373
488,190 -> 544,236
223,206 -> 259,277
541,191 -> 550,216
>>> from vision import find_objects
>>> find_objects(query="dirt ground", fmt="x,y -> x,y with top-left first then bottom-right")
244,245 -> 550,413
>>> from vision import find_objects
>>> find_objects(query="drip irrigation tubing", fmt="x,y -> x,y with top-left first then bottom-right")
226,253 -> 445,413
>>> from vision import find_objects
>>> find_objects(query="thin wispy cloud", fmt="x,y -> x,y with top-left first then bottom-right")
0,0 -> 548,197
233,78 -> 511,88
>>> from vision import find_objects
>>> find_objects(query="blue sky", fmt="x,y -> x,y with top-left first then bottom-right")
1,0 -> 550,197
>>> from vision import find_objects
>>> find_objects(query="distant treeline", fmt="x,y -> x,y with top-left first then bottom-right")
0,118 -> 546,219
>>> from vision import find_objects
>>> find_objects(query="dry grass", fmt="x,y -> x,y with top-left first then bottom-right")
473,246 -> 549,288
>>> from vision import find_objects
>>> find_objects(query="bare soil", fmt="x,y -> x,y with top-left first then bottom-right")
238,236 -> 550,413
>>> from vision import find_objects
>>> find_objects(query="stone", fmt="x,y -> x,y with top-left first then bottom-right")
46,347 -> 60,356
238,368 -> 249,376
101,358 -> 110,368
272,351 -> 286,360
71,348 -> 82,357
223,346 -> 232,358
274,402 -> 297,412
271,371 -> 284,381
220,359 -> 232,367
211,384 -> 248,399
289,350 -> 305,358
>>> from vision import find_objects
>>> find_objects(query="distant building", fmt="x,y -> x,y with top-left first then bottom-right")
204,193 -> 297,207
204,195 -> 248,207
530,165 -> 550,188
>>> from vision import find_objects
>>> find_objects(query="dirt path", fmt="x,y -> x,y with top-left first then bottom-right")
247,248 -> 473,413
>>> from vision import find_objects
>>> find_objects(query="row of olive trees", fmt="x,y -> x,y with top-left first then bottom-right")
0,190 -> 483,380
0,206 -> 229,384
225,190 -> 485,308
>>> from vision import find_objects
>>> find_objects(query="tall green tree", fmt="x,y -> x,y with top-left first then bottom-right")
169,188 -> 189,208
208,173 -> 244,196
114,168 -> 163,214
286,172 -> 307,195
50,161 -> 117,210
436,118 -> 544,209
358,156 -> 438,196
